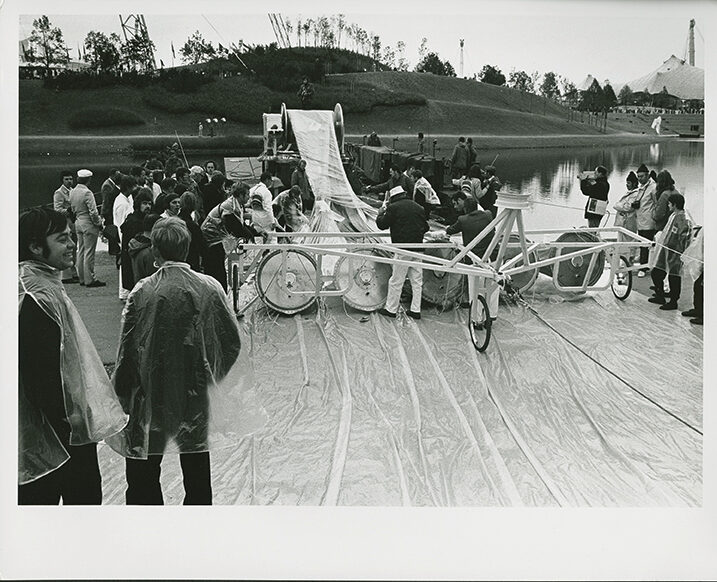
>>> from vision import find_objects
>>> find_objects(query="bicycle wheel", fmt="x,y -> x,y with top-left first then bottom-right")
255,249 -> 318,314
611,255 -> 633,300
468,294 -> 492,352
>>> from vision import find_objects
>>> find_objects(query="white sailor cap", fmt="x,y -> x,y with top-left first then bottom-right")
77,169 -> 93,178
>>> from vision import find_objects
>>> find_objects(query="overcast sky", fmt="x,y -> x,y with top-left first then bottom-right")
18,0 -> 709,88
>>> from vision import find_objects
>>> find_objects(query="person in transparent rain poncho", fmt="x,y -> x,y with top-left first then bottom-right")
107,217 -> 264,504
18,208 -> 128,504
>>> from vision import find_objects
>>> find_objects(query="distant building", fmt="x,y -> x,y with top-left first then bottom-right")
18,37 -> 90,78
615,55 -> 704,107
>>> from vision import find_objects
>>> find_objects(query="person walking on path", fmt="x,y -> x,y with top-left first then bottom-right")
632,163 -> 658,276
69,169 -> 105,287
53,170 -> 78,283
578,165 -> 610,228
647,193 -> 692,311
18,208 -> 128,504
106,217 -> 247,505
376,185 -> 429,320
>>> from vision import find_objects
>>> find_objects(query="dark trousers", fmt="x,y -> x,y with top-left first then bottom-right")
693,272 -> 704,315
587,216 -> 602,228
637,229 -> 657,265
18,443 -> 101,505
125,452 -> 212,505
204,244 -> 227,292
651,268 -> 681,304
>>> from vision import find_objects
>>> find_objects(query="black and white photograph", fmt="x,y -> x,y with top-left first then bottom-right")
2,0 -> 716,579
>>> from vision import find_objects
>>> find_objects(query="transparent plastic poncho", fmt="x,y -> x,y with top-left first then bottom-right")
106,262 -> 266,458
18,261 -> 129,484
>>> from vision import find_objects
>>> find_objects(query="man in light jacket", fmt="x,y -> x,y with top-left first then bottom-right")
631,163 -> 658,275
69,169 -> 106,287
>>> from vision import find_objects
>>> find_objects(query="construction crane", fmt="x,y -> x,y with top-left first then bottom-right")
268,13 -> 291,48
119,14 -> 156,71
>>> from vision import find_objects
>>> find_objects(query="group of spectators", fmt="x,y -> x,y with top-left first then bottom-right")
581,162 -> 703,324
52,145 -> 315,296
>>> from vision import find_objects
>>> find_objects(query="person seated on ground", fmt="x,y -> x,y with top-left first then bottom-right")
412,169 -> 441,219
178,191 -> 208,273
154,177 -> 177,214
18,207 -> 127,505
366,131 -> 382,147
578,165 -> 610,228
647,193 -> 691,311
653,170 -> 681,232
376,185 -> 429,320
480,165 -> 502,219
128,213 -> 162,282
364,164 -> 414,201
107,216 -> 243,505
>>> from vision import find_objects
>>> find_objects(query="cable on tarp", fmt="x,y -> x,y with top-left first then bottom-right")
506,287 -> 703,436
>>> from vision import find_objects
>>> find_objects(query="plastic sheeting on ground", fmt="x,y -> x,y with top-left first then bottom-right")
98,277 -> 702,506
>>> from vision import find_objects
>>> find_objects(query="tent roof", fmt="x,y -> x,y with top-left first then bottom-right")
618,55 -> 704,100
576,74 -> 599,92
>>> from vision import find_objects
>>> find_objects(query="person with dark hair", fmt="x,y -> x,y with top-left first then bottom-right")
202,182 -> 259,291
466,137 -> 477,167
107,216 -> 245,505
147,169 -> 164,202
164,144 -> 183,178
204,160 -> 217,175
648,193 -> 691,311
631,163 -> 658,276
417,132 -> 426,154
155,177 -> 177,214
450,136 -> 470,179
114,175 -> 139,300
412,169 -> 441,219
613,171 -> 641,263
128,213 -> 161,281
18,207 -> 127,504
365,164 -> 414,201
161,192 -> 181,218
100,168 -> 121,228
480,165 -> 501,218
129,165 -> 147,186
174,167 -> 192,195
120,187 -> 153,293
366,131 -> 382,146
291,159 -> 314,212
52,170 -> 79,283
376,185 -> 429,320
178,191 -> 208,272
69,169 -> 105,287
653,170 -> 681,232
579,165 -> 610,228
200,171 -> 227,223
297,76 -> 315,109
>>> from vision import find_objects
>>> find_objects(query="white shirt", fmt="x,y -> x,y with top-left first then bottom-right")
113,194 -> 133,234
250,182 -> 273,214
151,182 -> 161,202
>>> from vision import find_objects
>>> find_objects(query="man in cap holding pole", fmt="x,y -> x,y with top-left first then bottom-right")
376,185 -> 429,320
69,169 -> 106,287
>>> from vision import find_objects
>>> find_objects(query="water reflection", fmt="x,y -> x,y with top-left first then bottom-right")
486,140 -> 703,230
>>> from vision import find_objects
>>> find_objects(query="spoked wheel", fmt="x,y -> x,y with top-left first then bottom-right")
255,249 -> 318,315
611,255 -> 633,300
468,294 -> 492,353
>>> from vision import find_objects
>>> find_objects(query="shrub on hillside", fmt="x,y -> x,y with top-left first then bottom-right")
68,107 -> 145,129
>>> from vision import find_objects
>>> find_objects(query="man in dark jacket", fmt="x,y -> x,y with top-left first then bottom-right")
579,165 -> 610,228
450,137 -> 470,179
376,186 -> 429,319
365,164 -> 415,202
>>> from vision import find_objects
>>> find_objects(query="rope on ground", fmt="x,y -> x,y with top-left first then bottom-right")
505,286 -> 703,437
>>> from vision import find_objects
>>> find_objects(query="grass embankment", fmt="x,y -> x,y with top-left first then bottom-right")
20,71 -> 663,149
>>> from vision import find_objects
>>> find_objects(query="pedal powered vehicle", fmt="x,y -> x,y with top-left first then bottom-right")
226,194 -> 652,354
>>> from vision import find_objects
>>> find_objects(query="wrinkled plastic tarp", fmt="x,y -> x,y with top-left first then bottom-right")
18,261 -> 128,484
106,262 -> 266,458
99,276 -> 701,505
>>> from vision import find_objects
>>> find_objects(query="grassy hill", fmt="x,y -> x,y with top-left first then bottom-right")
19,70 -> 660,141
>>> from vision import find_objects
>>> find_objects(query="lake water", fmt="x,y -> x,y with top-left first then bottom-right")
19,138 -> 703,229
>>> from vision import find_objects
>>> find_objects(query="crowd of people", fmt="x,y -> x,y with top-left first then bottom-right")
51,144 -> 315,298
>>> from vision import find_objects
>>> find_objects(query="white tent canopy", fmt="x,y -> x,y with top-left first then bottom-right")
617,55 -> 704,100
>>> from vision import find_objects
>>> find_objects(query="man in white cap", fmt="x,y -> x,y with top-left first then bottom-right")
376,185 -> 429,319
69,169 -> 106,287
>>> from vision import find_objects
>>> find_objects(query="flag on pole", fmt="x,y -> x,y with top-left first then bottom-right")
171,41 -> 175,59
